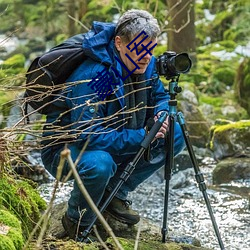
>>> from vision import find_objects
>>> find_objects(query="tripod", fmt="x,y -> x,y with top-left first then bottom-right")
82,77 -> 225,250
161,77 -> 225,249
81,110 -> 168,241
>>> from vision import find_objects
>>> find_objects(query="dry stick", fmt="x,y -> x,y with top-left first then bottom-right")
134,220 -> 142,250
68,14 -> 90,31
63,139 -> 91,182
62,148 -> 124,250
22,154 -> 65,249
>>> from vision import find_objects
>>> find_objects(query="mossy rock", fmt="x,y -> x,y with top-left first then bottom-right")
0,174 -> 47,239
209,120 -> 250,160
0,209 -> 24,250
44,202 -> 211,250
213,157 -> 250,184
28,237 -> 211,250
106,237 -> 210,250
199,92 -> 249,122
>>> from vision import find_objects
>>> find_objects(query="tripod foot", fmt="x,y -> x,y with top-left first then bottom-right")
161,227 -> 168,243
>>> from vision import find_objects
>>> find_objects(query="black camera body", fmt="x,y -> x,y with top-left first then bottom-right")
156,51 -> 192,79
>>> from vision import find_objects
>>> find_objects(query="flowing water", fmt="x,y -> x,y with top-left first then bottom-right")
128,157 -> 250,250
38,156 -> 250,250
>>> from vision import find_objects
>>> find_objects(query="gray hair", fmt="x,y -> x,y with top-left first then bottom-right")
115,9 -> 160,42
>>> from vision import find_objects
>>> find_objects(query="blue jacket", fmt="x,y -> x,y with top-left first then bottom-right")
44,21 -> 170,156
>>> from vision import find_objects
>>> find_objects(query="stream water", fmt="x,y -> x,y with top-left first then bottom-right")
38,156 -> 250,250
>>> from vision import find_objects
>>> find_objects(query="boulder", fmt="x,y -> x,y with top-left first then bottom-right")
179,100 -> 211,148
213,157 -> 250,184
174,82 -> 211,148
209,120 -> 250,160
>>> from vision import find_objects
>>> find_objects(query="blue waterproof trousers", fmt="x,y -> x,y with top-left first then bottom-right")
41,122 -> 185,226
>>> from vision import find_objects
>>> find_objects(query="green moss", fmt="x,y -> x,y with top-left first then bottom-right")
209,120 -> 250,150
217,40 -> 237,51
106,237 -> 207,250
1,54 -> 25,69
213,67 -> 235,86
199,90 -> 248,122
0,175 -> 47,239
0,209 -> 24,249
213,120 -> 250,133
0,209 -> 21,229
84,243 -> 100,250
0,54 -> 26,86
0,235 -> 16,250
7,228 -> 24,249
199,95 -> 224,107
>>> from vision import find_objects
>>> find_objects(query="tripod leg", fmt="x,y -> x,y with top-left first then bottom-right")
177,112 -> 225,250
162,114 -> 175,243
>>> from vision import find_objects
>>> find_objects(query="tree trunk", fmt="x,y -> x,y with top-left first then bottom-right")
167,0 -> 196,62
78,0 -> 88,20
67,0 -> 77,36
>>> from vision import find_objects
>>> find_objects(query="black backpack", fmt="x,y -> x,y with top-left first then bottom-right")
24,34 -> 87,115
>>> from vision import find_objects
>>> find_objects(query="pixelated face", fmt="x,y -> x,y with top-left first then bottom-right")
115,35 -> 157,75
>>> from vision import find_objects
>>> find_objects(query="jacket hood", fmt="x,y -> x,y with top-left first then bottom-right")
82,21 -> 116,65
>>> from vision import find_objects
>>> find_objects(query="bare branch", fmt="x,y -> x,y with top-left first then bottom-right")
68,14 -> 90,32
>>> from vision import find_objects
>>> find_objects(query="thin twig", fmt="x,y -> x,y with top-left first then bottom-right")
134,220 -> 142,250
68,14 -> 90,31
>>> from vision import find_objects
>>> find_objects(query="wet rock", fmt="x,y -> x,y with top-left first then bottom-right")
213,157 -> 250,184
170,168 -> 193,189
179,100 -> 211,148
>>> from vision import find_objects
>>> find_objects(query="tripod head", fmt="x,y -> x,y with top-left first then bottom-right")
168,76 -> 182,100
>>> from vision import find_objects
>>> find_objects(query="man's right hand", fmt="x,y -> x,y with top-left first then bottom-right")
154,112 -> 169,139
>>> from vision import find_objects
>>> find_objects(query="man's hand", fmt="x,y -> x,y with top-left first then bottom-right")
154,111 -> 169,139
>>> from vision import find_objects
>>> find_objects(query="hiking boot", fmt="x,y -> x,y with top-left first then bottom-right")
61,213 -> 97,243
105,196 -> 140,225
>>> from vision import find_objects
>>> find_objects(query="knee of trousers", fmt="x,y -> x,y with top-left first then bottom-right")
174,123 -> 186,155
77,150 -> 117,182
